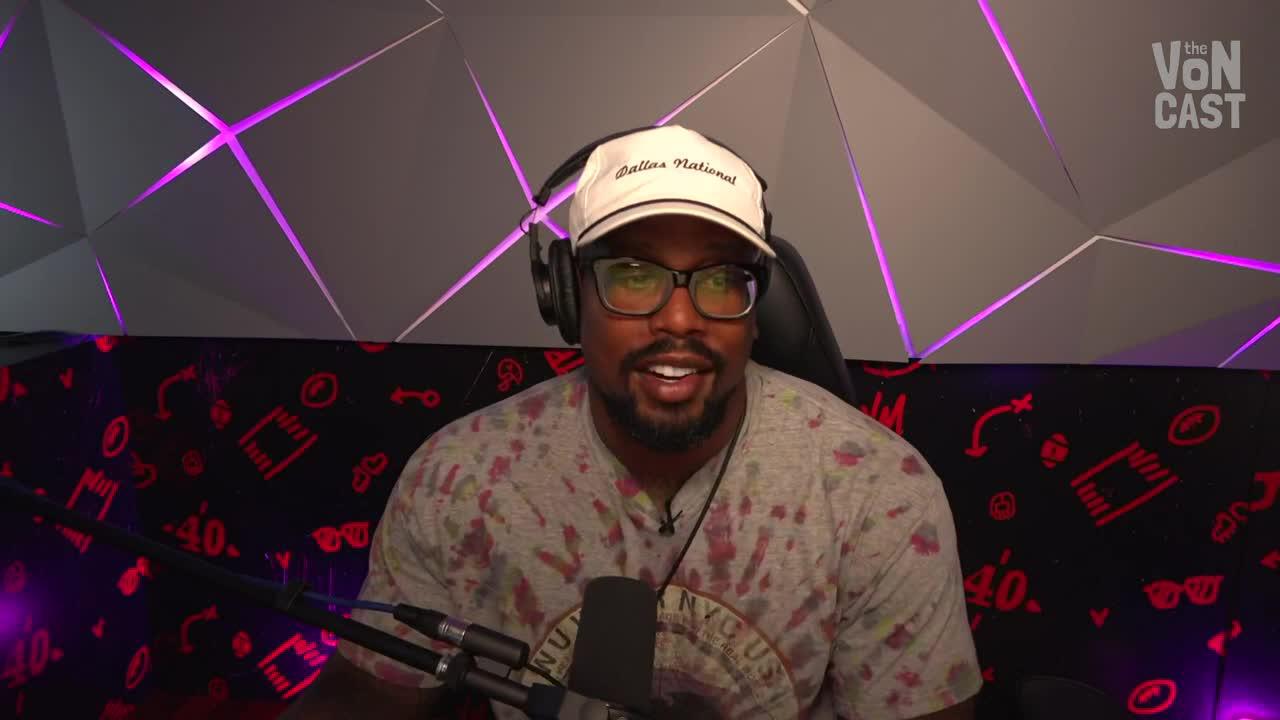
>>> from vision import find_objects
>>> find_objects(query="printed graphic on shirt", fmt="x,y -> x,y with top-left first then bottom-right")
519,583 -> 799,719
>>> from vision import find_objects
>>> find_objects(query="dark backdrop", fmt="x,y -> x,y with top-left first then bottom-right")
0,336 -> 1276,720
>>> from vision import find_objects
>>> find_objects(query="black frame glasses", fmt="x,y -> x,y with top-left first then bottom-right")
586,257 -> 765,319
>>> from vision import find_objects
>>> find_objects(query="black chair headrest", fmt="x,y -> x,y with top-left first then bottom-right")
751,235 -> 857,407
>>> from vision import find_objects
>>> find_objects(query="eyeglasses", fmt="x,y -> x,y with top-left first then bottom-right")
588,257 -> 763,319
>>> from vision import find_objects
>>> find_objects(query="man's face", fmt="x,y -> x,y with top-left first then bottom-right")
577,215 -> 761,454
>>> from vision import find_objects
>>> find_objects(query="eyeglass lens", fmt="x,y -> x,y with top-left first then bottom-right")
596,259 -> 757,318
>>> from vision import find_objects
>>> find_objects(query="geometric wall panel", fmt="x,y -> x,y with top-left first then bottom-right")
0,0 -> 83,233
764,23 -> 908,362
0,237 -> 119,333
40,0 -> 214,232
402,221 -> 563,348
238,20 -> 530,342
0,211 -> 80,279
811,0 -> 1086,224
1223,313 -> 1280,370
91,148 -> 353,340
985,0 -> 1280,230
813,19 -> 1094,358
1083,239 -> 1280,366
430,0 -> 800,188
1103,139 -> 1280,264
60,0 -> 438,126
924,239 -> 1098,365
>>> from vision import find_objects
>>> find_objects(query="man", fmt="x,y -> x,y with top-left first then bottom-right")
284,125 -> 981,718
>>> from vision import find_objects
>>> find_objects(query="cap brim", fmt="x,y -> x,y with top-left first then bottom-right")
575,200 -> 775,258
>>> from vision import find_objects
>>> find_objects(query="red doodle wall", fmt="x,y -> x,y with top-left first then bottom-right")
0,338 -> 1276,720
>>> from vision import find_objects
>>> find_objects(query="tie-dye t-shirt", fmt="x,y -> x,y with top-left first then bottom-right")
340,360 -> 982,719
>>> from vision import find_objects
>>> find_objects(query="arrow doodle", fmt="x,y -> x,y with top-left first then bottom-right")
155,365 -> 197,421
965,393 -> 1033,458
179,605 -> 219,654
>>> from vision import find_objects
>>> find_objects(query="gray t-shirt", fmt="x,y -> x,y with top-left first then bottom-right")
341,360 -> 982,719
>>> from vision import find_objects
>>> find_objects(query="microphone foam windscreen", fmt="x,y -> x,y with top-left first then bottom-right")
567,576 -> 658,712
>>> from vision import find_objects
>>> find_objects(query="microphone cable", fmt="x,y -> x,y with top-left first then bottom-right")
656,401 -> 747,598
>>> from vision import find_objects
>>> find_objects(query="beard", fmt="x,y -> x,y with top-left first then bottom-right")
594,378 -> 734,454
592,337 -> 734,454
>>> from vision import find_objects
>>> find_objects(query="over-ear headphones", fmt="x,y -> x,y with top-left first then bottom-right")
526,126 -> 774,346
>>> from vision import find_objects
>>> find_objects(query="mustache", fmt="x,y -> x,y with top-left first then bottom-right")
622,337 -> 725,374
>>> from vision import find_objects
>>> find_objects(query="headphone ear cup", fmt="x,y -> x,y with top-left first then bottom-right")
547,240 -> 581,345
530,237 -> 559,326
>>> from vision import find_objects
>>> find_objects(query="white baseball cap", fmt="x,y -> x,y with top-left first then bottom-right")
568,125 -> 775,258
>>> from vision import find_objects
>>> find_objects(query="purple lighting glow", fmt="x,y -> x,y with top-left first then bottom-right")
228,19 -> 440,137
810,21 -> 914,358
977,0 -> 1077,193
0,0 -> 26,55
94,255 -> 126,335
78,14 -> 447,340
1107,236 -> 1280,275
918,237 -> 1099,359
1219,313 -> 1280,368
465,59 -> 534,205
0,201 -> 60,228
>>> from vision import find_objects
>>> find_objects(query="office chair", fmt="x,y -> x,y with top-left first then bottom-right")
1018,674 -> 1130,720
750,234 -> 858,408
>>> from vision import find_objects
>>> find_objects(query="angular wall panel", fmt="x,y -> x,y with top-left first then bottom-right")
0,211 -> 80,279
61,0 -> 438,125
1104,139 -> 1280,264
985,0 -> 1280,231
90,146 -> 351,339
925,241 -> 1098,365
431,1 -> 799,196
236,20 -> 529,343
0,0 -> 83,232
811,0 -> 1085,224
0,237 -> 118,334
1083,240 -> 1280,366
40,0 -> 215,232
813,20 -> 1093,358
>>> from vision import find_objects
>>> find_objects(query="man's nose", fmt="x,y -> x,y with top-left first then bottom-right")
649,286 -> 707,336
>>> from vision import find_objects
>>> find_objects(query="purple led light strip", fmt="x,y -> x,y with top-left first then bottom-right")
977,0 -> 1078,196
0,0 -> 25,54
807,21 -> 914,358
921,234 -> 1280,359
83,17 -> 441,340
94,254 -> 125,334
395,22 -> 800,341
1105,235 -> 1280,275
918,237 -> 1099,359
0,201 -> 60,228
1219,313 -> 1280,368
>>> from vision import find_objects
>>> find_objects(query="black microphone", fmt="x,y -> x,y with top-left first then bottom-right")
567,577 -> 658,717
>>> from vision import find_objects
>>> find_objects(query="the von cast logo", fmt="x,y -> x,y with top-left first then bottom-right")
1153,41 -> 1245,129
